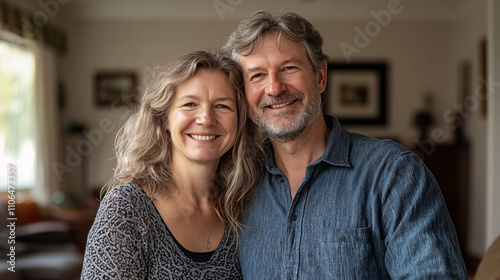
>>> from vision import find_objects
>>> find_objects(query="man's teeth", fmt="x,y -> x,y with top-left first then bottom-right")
191,135 -> 216,141
269,100 -> 294,109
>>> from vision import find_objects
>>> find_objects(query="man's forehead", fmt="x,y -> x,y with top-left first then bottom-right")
255,32 -> 302,53
240,34 -> 308,68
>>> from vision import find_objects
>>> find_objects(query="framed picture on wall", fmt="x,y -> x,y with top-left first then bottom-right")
94,71 -> 138,107
325,62 -> 388,125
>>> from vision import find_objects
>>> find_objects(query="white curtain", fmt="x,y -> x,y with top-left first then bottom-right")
32,43 -> 62,207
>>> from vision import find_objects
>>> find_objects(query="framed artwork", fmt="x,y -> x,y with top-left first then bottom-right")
325,62 -> 388,125
94,71 -> 138,107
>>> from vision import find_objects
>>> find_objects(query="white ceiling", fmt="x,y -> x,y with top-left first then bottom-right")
10,0 -> 484,22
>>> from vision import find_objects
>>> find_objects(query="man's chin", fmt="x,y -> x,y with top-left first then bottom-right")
250,111 -> 309,139
267,130 -> 304,143
263,122 -> 307,142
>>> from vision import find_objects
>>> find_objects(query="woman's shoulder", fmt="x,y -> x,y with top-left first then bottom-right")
99,182 -> 152,217
104,182 -> 146,201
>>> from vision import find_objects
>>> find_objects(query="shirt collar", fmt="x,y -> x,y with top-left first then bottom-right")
263,114 -> 351,173
320,115 -> 351,167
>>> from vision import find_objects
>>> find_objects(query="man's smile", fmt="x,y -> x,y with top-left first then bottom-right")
268,100 -> 298,109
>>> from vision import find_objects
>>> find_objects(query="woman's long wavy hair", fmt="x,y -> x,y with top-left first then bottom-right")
103,50 -> 264,233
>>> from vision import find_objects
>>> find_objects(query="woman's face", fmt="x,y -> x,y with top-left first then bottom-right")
167,69 -> 238,167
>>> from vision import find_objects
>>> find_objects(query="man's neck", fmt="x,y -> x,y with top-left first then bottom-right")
270,114 -> 331,198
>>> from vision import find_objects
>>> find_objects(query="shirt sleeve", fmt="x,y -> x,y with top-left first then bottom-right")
81,187 -> 149,279
381,152 -> 468,279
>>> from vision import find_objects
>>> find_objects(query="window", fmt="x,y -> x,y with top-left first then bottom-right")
0,39 -> 36,190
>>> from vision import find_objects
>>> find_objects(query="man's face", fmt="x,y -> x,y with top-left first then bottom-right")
239,32 -> 327,142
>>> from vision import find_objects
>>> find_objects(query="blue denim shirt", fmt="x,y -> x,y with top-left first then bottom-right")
239,115 -> 467,279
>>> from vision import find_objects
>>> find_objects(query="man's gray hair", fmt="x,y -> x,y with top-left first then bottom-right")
222,11 -> 328,73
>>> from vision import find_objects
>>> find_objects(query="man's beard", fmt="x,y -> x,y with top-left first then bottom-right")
249,86 -> 322,143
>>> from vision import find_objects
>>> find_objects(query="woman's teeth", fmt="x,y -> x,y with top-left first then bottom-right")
191,135 -> 216,141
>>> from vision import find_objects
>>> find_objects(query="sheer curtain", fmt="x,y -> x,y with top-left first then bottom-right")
0,2 -> 65,207
32,42 -> 62,206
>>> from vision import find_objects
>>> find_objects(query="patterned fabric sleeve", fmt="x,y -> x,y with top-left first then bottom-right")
81,186 -> 149,279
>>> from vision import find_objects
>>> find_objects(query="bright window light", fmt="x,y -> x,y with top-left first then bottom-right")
0,39 -> 36,191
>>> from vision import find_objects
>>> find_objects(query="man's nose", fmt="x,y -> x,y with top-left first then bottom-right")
265,72 -> 286,96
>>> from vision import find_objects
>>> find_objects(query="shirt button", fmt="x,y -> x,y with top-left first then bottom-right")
291,214 -> 297,221
280,178 -> 285,183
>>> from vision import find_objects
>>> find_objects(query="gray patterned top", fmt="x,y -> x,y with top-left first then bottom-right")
81,182 -> 242,279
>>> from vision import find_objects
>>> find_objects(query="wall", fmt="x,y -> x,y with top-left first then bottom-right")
316,20 -> 456,142
487,0 -> 500,249
448,2 -> 489,258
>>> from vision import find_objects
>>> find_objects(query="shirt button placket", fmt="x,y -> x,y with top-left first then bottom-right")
287,211 -> 299,279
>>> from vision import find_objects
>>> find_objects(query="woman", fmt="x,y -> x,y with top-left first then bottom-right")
81,50 -> 263,279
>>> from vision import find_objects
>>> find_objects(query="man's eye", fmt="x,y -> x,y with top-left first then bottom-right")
250,73 -> 263,81
283,66 -> 297,71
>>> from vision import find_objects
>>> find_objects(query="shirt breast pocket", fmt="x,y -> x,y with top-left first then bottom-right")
313,227 -> 379,278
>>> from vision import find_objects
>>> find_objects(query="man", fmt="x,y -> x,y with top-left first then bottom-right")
223,11 -> 467,279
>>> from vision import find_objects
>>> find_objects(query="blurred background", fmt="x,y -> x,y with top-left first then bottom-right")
1,0 -> 499,278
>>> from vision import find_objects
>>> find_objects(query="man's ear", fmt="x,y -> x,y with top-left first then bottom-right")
316,60 -> 328,93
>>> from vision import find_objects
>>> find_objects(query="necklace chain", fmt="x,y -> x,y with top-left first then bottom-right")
174,195 -> 217,250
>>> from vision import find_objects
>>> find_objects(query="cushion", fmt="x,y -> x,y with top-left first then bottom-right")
475,235 -> 500,280
17,250 -> 83,280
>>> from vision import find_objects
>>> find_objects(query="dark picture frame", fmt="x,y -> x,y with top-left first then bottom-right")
94,71 -> 138,107
325,62 -> 388,125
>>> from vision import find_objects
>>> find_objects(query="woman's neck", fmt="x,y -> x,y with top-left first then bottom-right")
170,160 -> 218,204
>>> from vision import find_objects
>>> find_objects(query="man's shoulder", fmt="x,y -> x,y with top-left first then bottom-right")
349,133 -> 414,161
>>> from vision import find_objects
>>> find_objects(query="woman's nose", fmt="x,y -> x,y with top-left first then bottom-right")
196,106 -> 216,127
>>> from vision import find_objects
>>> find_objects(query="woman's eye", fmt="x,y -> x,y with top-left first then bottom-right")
216,104 -> 232,110
182,103 -> 195,107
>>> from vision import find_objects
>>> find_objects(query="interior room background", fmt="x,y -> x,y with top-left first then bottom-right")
1,0 -> 499,272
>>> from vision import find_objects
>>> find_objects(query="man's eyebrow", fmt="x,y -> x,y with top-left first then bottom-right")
244,58 -> 303,73
281,58 -> 302,65
244,66 -> 265,74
